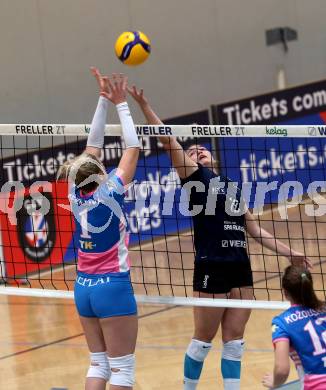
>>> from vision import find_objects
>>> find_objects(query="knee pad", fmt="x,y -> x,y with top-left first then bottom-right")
87,352 -> 110,381
222,339 -> 244,361
108,353 -> 135,387
186,338 -> 212,362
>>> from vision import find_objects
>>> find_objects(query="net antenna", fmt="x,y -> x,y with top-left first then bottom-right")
0,124 -> 324,310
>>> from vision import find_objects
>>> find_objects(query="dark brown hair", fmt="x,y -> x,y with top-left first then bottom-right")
282,265 -> 324,311
57,153 -> 105,193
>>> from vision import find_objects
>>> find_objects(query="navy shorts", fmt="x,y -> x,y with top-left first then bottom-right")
74,271 -> 137,318
193,260 -> 253,294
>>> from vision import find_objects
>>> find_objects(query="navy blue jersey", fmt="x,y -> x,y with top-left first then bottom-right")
180,165 -> 249,263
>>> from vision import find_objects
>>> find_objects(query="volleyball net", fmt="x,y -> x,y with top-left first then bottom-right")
0,124 -> 325,309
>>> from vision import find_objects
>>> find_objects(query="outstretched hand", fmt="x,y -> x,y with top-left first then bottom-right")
128,85 -> 148,106
90,67 -> 110,96
91,67 -> 128,105
289,251 -> 313,270
103,73 -> 128,105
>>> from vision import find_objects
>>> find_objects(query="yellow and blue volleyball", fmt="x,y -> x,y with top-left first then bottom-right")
115,31 -> 151,66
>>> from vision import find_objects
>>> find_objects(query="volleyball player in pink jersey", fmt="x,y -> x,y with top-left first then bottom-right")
58,68 -> 139,390
263,266 -> 326,389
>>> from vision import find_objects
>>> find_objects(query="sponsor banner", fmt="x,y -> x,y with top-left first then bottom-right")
212,79 -> 326,125
189,125 -> 326,137
213,81 -> 326,206
2,123 -> 326,139
1,110 -> 210,277
0,182 -> 72,277
16,193 -> 56,262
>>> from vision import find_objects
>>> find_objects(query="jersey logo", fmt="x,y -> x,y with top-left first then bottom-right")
202,274 -> 209,288
221,239 -> 246,248
211,186 -> 225,195
272,324 -> 279,333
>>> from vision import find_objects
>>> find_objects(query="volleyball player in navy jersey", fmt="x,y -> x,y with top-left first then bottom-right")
128,86 -> 312,390
58,68 -> 140,390
263,265 -> 326,389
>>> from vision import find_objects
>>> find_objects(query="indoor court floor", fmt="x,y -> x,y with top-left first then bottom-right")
0,296 -> 300,390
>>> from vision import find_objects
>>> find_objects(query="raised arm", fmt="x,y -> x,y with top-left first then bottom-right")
102,75 -> 140,185
245,210 -> 312,269
85,67 -> 110,158
128,85 -> 198,179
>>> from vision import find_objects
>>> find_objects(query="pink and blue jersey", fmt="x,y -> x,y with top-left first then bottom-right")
272,305 -> 326,389
69,174 -> 130,274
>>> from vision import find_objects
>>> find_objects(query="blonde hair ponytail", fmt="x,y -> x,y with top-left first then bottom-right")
57,153 -> 105,193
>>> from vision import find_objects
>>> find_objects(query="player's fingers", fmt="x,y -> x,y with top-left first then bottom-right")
106,76 -> 115,91
120,73 -> 127,89
102,76 -> 110,90
90,66 -> 97,75
90,66 -> 102,80
119,73 -> 124,80
116,73 -> 122,87
112,73 -> 119,88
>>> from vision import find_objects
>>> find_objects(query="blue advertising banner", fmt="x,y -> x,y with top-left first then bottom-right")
212,81 -> 326,207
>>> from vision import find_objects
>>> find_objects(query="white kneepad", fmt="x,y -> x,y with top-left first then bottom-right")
87,352 -> 110,381
186,338 -> 212,361
108,354 -> 135,387
222,339 -> 245,361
